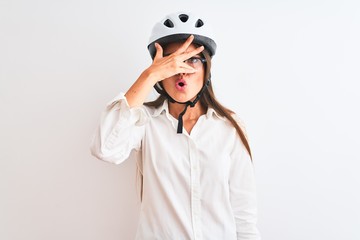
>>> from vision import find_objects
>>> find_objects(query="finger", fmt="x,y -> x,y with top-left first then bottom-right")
173,35 -> 195,54
154,43 -> 163,60
180,45 -> 205,61
177,63 -> 197,73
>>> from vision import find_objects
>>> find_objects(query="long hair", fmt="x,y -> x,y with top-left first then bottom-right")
144,49 -> 252,158
137,48 -> 252,200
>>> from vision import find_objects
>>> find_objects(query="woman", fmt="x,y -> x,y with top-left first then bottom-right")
91,12 -> 261,240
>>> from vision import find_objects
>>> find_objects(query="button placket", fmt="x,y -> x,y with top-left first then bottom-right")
189,138 -> 202,240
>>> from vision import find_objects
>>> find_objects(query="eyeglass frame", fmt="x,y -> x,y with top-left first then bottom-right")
183,56 -> 206,68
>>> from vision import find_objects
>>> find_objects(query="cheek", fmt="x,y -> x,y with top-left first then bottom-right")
161,77 -> 174,92
196,73 -> 205,86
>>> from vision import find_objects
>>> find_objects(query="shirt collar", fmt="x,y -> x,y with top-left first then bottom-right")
206,107 -> 226,121
151,99 -> 169,117
151,99 -> 226,121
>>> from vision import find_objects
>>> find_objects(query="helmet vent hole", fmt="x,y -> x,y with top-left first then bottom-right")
164,19 -> 174,28
195,19 -> 204,28
179,14 -> 189,22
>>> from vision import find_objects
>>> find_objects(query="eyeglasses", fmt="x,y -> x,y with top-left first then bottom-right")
184,57 -> 206,68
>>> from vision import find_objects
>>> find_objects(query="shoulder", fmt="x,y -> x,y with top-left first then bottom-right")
207,108 -> 250,139
231,113 -> 246,130
230,112 -> 250,141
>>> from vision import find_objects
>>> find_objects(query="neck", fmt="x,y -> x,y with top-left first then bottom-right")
168,100 -> 206,121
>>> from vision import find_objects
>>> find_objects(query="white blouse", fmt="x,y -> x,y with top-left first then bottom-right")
90,93 -> 261,240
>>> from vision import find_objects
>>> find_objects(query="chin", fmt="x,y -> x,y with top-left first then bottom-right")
172,95 -> 190,103
171,92 -> 197,103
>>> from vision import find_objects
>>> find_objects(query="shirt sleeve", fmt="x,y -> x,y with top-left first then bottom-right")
90,92 -> 148,164
229,134 -> 261,240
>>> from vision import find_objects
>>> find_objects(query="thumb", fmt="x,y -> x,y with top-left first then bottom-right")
153,43 -> 163,60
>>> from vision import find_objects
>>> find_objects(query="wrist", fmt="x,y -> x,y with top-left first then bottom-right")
142,68 -> 160,85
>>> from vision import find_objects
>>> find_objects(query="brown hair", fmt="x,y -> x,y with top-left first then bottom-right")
144,49 -> 252,158
137,48 -> 252,200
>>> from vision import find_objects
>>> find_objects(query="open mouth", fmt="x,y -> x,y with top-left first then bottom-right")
175,79 -> 187,90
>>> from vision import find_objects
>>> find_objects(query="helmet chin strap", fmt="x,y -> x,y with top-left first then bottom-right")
155,79 -> 211,134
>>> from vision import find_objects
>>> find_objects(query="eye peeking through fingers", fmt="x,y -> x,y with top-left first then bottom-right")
183,57 -> 206,68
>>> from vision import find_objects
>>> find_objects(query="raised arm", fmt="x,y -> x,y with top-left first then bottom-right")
125,35 -> 203,107
90,35 -> 203,163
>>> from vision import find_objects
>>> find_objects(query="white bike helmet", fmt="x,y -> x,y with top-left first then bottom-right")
147,12 -> 217,58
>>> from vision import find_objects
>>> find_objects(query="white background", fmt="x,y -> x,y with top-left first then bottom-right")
1,0 -> 359,239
